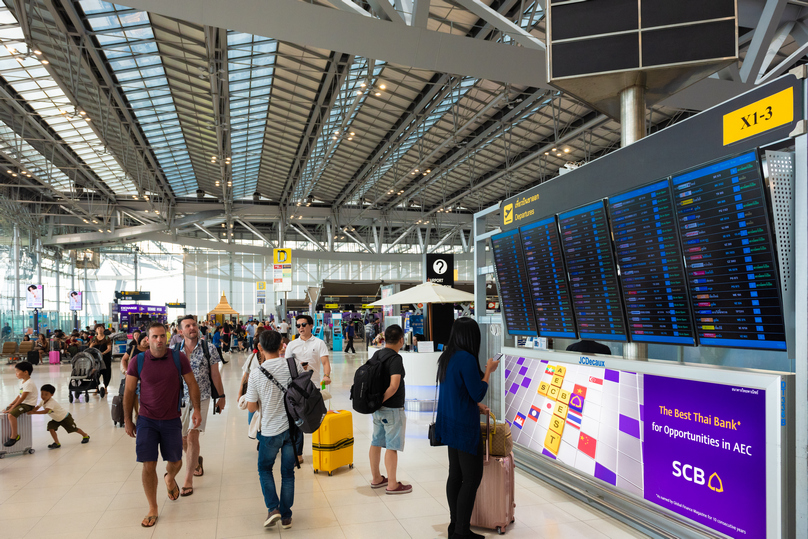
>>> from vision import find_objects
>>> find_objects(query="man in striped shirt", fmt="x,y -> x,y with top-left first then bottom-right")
245,330 -> 303,530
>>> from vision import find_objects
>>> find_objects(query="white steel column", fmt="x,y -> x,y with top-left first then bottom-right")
793,130 -> 807,539
620,83 -> 649,361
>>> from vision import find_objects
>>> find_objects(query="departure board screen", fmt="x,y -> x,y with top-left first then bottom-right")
491,229 -> 538,336
608,180 -> 696,345
521,217 -> 577,338
671,151 -> 787,350
558,201 -> 628,341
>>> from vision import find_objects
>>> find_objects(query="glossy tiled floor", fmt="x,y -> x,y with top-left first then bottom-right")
0,349 -> 649,538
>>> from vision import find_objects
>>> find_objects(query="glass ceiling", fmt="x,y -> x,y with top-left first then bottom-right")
292,57 -> 385,203
79,0 -> 198,196
227,31 -> 277,199
0,5 -> 138,195
0,119 -> 72,192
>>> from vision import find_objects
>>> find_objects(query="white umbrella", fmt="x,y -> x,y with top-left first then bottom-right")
369,281 -> 475,306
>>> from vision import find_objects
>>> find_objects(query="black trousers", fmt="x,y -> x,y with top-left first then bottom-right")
101,355 -> 112,389
447,438 -> 484,537
344,337 -> 355,353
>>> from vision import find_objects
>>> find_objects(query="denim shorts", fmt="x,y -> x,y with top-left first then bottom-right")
371,407 -> 406,451
135,416 -> 182,463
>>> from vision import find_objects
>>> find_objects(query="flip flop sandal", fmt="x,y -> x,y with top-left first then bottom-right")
371,476 -> 388,489
141,516 -> 158,528
194,456 -> 204,476
180,487 -> 194,497
164,473 -> 180,501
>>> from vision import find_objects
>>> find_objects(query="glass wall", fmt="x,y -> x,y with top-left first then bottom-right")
0,236 -> 474,341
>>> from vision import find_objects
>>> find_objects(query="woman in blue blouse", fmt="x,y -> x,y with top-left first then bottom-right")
435,317 -> 500,539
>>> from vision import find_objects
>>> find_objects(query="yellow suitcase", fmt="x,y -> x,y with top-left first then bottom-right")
312,410 -> 354,476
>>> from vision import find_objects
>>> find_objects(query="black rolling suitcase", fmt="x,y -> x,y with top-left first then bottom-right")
27,350 -> 40,365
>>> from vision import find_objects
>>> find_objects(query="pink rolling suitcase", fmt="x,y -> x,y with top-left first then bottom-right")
470,415 -> 516,534
0,412 -> 35,457
49,350 -> 61,364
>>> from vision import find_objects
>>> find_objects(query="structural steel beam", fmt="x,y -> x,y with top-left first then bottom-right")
48,0 -> 176,205
453,0 -> 545,50
113,0 -> 548,87
739,0 -> 789,83
289,223 -> 327,251
43,210 -> 222,245
236,218 -> 275,247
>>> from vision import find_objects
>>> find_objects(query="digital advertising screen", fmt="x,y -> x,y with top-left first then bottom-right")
520,217 -> 577,339
558,201 -> 628,341
504,354 -> 768,538
608,180 -> 696,345
671,151 -> 787,351
69,291 -> 82,311
491,229 -> 538,336
26,284 -> 43,309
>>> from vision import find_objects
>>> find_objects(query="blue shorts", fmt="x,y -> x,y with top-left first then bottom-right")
135,416 -> 182,463
371,407 -> 406,451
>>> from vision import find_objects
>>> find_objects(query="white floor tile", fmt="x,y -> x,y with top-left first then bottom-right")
0,350 -> 651,539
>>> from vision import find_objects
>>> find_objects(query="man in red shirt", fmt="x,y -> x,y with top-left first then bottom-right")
123,322 -> 201,528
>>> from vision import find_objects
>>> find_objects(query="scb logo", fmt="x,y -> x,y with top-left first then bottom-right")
672,461 -> 723,493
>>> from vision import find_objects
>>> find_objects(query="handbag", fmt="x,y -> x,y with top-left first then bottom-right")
480,412 -> 513,457
428,383 -> 444,447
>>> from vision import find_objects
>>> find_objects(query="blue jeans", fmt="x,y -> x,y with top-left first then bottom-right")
248,336 -> 254,350
257,429 -> 295,518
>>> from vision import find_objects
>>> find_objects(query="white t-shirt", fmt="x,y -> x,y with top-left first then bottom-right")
278,321 -> 289,334
285,336 -> 329,385
242,352 -> 261,375
41,397 -> 68,422
245,356 -> 303,436
20,379 -> 37,407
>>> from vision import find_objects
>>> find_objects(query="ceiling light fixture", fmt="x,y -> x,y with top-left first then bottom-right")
41,60 -> 49,65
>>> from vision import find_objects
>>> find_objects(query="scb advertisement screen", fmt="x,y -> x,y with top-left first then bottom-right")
503,355 -> 766,538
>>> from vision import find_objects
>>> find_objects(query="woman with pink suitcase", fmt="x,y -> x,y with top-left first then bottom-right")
434,318 -> 502,539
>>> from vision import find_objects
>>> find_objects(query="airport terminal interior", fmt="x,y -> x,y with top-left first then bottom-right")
0,0 -> 807,537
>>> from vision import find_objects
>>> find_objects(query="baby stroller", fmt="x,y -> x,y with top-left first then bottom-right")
69,348 -> 106,402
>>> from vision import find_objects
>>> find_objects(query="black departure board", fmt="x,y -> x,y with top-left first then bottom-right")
608,180 -> 696,345
558,201 -> 628,341
671,151 -> 787,350
491,229 -> 538,336
520,217 -> 577,338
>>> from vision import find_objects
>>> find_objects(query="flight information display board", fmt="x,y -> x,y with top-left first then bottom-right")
558,201 -> 628,341
671,151 -> 787,350
491,229 -> 538,336
609,180 -> 696,345
520,217 -> 577,338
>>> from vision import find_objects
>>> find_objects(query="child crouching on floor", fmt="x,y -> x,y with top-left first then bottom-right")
31,384 -> 90,449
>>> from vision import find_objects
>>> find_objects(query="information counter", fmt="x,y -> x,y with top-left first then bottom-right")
368,346 -> 441,399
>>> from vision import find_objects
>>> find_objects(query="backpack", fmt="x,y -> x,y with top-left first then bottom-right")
136,349 -> 183,413
259,354 -> 327,434
350,348 -> 392,414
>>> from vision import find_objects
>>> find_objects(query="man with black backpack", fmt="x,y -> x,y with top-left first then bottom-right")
175,315 -> 226,497
355,324 -> 411,495
245,330 -> 306,530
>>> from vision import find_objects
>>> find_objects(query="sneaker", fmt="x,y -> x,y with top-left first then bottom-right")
48,442 -> 61,449
3,435 -> 19,447
385,482 -> 413,495
263,509 -> 281,528
81,436 -> 90,444
281,518 -> 292,529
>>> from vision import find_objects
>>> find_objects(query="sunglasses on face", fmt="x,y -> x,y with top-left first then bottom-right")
296,323 -> 308,328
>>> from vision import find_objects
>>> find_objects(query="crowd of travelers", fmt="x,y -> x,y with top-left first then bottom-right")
2,312 -> 499,538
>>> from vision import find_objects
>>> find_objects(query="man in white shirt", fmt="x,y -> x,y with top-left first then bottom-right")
246,330 -> 303,530
284,314 -> 330,463
278,319 -> 289,337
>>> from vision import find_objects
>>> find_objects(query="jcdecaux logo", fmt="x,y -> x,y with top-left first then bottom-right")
672,461 -> 724,493
578,356 -> 605,367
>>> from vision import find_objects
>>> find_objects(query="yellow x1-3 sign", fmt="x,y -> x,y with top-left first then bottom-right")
723,87 -> 793,145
